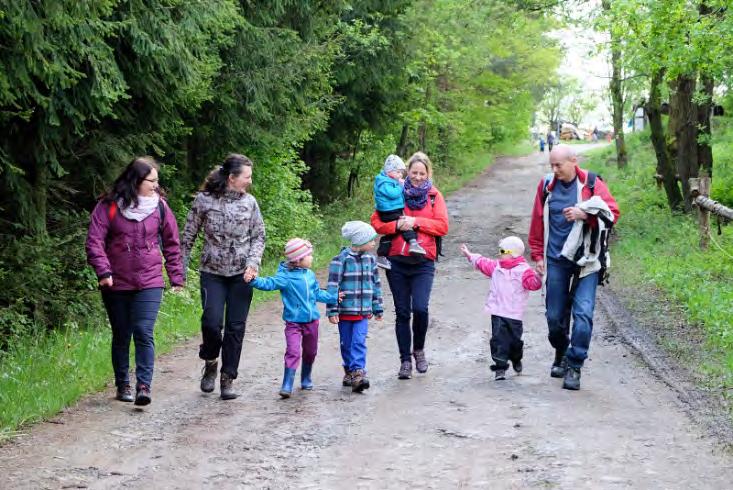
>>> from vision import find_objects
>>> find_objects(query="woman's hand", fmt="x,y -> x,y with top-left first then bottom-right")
328,316 -> 339,324
243,267 -> 258,283
397,216 -> 415,231
99,277 -> 113,288
460,243 -> 471,259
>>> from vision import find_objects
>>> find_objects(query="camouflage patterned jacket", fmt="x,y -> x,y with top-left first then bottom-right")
181,191 -> 266,277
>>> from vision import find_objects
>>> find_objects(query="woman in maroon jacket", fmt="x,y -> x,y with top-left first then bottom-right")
86,157 -> 185,406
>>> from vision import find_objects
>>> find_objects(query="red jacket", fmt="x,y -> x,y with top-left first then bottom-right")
528,167 -> 620,263
371,186 -> 449,261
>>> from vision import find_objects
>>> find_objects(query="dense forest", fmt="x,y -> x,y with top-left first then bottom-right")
0,1 -> 559,340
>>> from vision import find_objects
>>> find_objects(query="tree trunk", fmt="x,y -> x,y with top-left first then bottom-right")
29,160 -> 49,236
417,84 -> 432,151
604,0 -> 628,168
396,123 -> 409,157
670,74 -> 698,211
696,74 -> 714,178
347,131 -> 362,198
301,142 -> 336,204
646,70 -> 683,211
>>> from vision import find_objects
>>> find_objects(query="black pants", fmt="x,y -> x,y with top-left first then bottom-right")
489,315 -> 524,371
199,271 -> 253,378
377,209 -> 417,256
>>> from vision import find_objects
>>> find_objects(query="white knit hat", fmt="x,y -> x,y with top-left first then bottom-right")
284,238 -> 313,263
383,154 -> 406,173
341,221 -> 377,246
498,236 -> 525,258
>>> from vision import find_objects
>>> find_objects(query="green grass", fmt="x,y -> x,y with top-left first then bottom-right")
0,138 -> 532,439
583,132 -> 733,402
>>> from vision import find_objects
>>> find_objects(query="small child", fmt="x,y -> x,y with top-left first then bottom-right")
249,238 -> 340,398
460,237 -> 542,380
327,221 -> 384,392
373,154 -> 426,270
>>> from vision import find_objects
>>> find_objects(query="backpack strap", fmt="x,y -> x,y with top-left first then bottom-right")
108,201 -> 118,221
541,172 -> 553,203
108,200 -> 167,248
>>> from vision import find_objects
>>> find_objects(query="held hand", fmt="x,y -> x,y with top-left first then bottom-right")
460,243 -> 471,259
328,316 -> 339,325
243,267 -> 258,283
535,261 -> 545,276
99,277 -> 113,288
338,291 -> 346,303
562,207 -> 588,222
375,315 -> 383,322
171,286 -> 184,293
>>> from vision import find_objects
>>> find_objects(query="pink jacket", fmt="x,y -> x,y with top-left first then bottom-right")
466,254 -> 541,321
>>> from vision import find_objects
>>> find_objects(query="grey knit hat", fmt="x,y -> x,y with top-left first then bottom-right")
383,154 -> 406,173
341,221 -> 378,246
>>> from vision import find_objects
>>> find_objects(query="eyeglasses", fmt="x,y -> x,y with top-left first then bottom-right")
144,178 -> 159,183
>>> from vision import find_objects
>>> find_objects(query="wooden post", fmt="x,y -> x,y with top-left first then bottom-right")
691,175 -> 711,250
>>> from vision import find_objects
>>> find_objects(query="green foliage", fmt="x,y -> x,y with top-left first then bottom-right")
584,133 -> 733,395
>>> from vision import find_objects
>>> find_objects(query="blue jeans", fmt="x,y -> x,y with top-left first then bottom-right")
102,288 -> 163,388
545,257 -> 598,369
338,318 -> 369,371
200,272 -> 253,379
385,259 -> 435,362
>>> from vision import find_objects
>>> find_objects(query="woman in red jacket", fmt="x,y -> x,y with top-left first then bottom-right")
371,152 -> 449,380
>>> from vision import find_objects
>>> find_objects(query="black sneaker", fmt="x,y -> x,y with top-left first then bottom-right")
200,359 -> 218,393
512,360 -> 523,374
562,366 -> 581,390
494,369 -> 507,381
116,384 -> 134,403
134,384 -> 151,406
550,356 -> 567,378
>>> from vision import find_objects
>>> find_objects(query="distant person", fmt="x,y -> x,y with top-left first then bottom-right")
248,238 -> 340,398
460,237 -> 542,381
528,145 -> 620,390
86,156 -> 185,406
373,154 -> 425,270
591,127 -> 599,142
547,131 -> 555,152
326,221 -> 384,392
539,135 -> 546,152
181,154 -> 266,400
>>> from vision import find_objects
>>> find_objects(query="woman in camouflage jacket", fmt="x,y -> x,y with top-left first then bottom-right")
181,154 -> 266,400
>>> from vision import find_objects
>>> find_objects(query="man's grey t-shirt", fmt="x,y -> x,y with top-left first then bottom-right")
547,177 -> 577,260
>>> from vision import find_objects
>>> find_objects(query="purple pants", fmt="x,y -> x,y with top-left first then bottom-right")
284,320 -> 319,369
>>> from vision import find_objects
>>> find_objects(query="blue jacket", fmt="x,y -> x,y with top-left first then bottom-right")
251,262 -> 337,323
326,248 -> 383,318
374,171 -> 405,212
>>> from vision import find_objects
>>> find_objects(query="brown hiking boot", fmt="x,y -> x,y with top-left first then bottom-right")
342,368 -> 353,387
200,359 -> 218,393
413,350 -> 428,373
351,369 -> 370,393
220,372 -> 238,400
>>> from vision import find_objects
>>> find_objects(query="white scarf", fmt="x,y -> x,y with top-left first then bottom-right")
119,194 -> 160,222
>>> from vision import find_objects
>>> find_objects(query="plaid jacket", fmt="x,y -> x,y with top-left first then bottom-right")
326,248 -> 383,317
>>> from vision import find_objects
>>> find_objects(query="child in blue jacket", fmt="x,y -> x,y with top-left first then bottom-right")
373,154 -> 426,270
249,238 -> 339,398
327,221 -> 384,392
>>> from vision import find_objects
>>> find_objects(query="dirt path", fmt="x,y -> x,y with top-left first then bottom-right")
2,147 -> 732,489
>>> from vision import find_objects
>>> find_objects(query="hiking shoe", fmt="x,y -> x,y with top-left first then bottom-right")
134,384 -> 151,406
342,369 -> 353,387
351,369 -> 370,393
413,350 -> 428,373
562,366 -> 581,390
512,359 -> 523,374
376,256 -> 392,270
408,239 -> 426,256
550,356 -> 568,378
116,384 -> 134,403
220,372 -> 238,400
494,369 -> 507,381
200,359 -> 218,393
398,360 -> 412,379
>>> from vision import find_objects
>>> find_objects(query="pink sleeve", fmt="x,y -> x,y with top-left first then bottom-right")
522,268 -> 542,291
469,254 -> 497,277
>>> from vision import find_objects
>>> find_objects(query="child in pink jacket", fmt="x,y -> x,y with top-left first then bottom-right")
461,236 -> 542,380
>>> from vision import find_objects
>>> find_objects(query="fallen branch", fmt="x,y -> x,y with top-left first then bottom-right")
694,196 -> 733,220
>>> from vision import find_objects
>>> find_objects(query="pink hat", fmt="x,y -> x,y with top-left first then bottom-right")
284,238 -> 313,263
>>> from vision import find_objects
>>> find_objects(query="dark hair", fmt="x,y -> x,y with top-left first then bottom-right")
201,153 -> 254,197
105,156 -> 163,208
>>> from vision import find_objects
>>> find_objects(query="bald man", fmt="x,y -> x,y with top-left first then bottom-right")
528,145 -> 620,390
